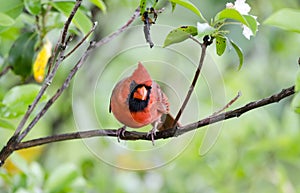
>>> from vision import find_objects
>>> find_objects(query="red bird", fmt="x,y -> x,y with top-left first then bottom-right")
109,62 -> 175,144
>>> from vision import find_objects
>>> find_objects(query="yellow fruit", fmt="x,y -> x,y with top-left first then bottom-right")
33,39 -> 52,83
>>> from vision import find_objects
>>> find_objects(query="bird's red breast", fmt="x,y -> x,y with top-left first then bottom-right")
109,62 -> 170,129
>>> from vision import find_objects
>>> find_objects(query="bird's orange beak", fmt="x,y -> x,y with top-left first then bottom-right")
133,86 -> 148,100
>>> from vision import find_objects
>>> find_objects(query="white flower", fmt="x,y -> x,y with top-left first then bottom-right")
226,2 -> 234,8
197,22 -> 215,37
234,0 -> 251,14
226,0 -> 258,39
226,0 -> 251,15
242,25 -> 253,40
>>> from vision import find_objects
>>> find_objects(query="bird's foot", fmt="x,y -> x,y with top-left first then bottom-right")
116,126 -> 126,142
147,127 -> 157,146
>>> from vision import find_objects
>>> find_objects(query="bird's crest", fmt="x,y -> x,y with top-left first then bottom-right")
130,62 -> 152,86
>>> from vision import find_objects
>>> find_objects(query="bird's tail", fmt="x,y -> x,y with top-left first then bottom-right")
157,113 -> 180,131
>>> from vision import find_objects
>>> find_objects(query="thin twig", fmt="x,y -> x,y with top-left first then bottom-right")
14,85 -> 295,150
94,7 -> 140,48
63,22 -> 98,60
211,91 -> 242,116
47,0 -> 82,75
172,37 -> 210,127
35,15 -> 42,41
189,35 -> 202,46
144,23 -> 154,48
61,0 -> 82,46
0,66 -> 11,78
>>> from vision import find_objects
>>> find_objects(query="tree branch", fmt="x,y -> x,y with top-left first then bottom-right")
60,0 -> 83,47
14,85 -> 295,150
211,91 -> 241,116
173,36 -> 213,127
178,85 -> 295,134
0,66 -> 11,78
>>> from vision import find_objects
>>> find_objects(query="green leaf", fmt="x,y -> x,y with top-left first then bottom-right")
243,15 -> 258,35
179,25 -> 198,35
50,1 -> 93,35
216,35 -> 226,56
163,25 -> 197,47
0,118 -> 14,130
1,84 -> 48,118
0,13 -> 15,26
44,163 -> 79,193
230,40 -> 244,70
296,70 -> 300,92
0,26 -> 21,56
171,2 -> 176,12
0,0 -> 23,19
215,8 -> 249,27
264,8 -> 300,33
140,0 -> 160,13
292,92 -> 300,114
215,8 -> 245,23
24,0 -> 41,15
8,32 -> 38,79
140,0 -> 147,14
89,0 -> 107,13
0,0 -> 21,34
170,0 -> 206,22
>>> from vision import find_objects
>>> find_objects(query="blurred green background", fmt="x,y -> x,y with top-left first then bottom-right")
1,0 -> 300,192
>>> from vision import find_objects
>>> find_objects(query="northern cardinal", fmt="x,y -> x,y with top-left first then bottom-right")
109,62 -> 176,145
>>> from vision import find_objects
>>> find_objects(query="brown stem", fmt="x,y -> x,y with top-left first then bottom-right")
0,66 -> 11,78
46,0 -> 82,75
211,91 -> 241,116
173,37 -> 211,127
178,86 -> 295,135
61,0 -> 83,46
14,85 -> 295,150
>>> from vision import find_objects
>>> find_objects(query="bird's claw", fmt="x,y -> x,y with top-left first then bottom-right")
147,128 -> 157,146
116,126 -> 126,143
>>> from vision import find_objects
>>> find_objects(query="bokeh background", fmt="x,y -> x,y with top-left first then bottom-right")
1,0 -> 300,192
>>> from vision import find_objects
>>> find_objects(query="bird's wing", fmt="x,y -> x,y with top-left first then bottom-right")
152,82 -> 169,114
